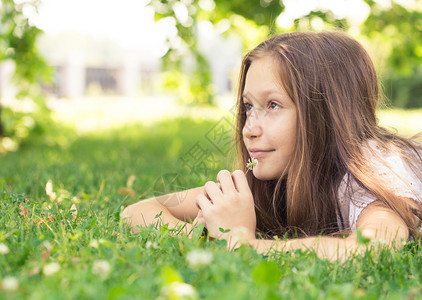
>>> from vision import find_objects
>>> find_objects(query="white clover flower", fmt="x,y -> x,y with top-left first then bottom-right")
246,158 -> 258,174
145,241 -> 159,249
45,181 -> 53,195
99,239 -> 110,246
49,192 -> 57,201
2,276 -> 19,291
0,243 -> 9,255
42,241 -> 53,252
1,137 -> 18,152
45,181 -> 57,201
186,249 -> 213,269
92,260 -> 111,276
162,282 -> 198,299
43,262 -> 61,276
89,240 -> 99,248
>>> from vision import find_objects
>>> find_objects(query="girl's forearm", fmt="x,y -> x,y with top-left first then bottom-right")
246,235 -> 360,261
232,203 -> 408,261
121,199 -> 194,236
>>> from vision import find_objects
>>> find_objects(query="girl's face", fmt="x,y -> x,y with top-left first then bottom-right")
242,56 -> 297,180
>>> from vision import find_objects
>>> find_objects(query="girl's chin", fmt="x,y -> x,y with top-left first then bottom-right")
252,169 -> 278,181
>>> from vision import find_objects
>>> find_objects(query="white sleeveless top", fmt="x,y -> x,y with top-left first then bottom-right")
337,140 -> 422,231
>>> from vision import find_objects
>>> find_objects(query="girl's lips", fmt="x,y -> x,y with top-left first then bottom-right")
249,150 -> 274,158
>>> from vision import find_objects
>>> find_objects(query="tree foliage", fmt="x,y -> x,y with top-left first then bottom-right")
362,1 -> 422,108
0,0 -> 51,151
149,0 -> 422,108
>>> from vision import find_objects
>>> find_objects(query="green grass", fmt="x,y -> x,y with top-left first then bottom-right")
1,112 -> 422,299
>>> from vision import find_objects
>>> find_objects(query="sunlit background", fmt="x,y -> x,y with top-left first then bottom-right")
0,0 -> 421,139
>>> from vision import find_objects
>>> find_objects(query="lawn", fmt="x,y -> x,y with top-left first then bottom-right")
1,109 -> 421,299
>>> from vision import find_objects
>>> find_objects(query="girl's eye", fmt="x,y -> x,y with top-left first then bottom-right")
243,102 -> 253,112
268,101 -> 281,110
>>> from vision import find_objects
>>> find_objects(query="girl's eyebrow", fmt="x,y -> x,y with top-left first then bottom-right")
242,88 -> 283,102
241,92 -> 251,100
242,91 -> 259,103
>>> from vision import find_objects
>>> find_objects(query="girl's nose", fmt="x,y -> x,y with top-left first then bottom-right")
242,111 -> 263,139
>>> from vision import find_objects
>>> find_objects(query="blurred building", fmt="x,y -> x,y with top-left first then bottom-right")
0,27 -> 241,100
41,25 -> 241,99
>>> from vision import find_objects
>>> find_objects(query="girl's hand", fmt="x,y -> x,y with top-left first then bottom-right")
195,170 -> 257,247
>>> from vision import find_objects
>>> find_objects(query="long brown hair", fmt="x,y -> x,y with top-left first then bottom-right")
234,31 -> 422,238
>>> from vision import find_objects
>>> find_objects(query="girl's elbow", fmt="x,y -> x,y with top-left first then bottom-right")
120,203 -> 135,226
120,199 -> 156,226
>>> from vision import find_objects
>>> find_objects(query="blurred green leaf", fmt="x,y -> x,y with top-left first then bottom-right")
251,261 -> 282,285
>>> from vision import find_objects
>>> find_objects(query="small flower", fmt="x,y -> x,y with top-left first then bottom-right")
92,260 -> 111,276
126,175 -> 136,188
145,241 -> 159,249
246,158 -> 258,174
43,262 -> 61,276
2,276 -> 19,291
95,239 -> 111,247
89,239 -> 99,248
45,181 -> 56,201
28,267 -> 41,276
70,204 -> 77,221
45,180 -> 53,195
186,249 -> 213,268
162,282 -> 198,299
49,192 -> 57,201
42,241 -> 53,252
0,243 -> 9,255
1,137 -> 18,152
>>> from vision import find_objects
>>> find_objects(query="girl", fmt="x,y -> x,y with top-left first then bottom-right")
122,31 -> 422,260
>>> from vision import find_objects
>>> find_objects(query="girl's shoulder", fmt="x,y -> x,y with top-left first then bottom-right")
337,139 -> 422,230
362,139 -> 422,198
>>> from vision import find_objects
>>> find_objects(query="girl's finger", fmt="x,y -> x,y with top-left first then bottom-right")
193,209 -> 205,226
217,169 -> 237,194
192,210 -> 205,225
204,181 -> 223,203
231,170 -> 250,194
196,193 -> 213,211
193,216 -> 205,226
